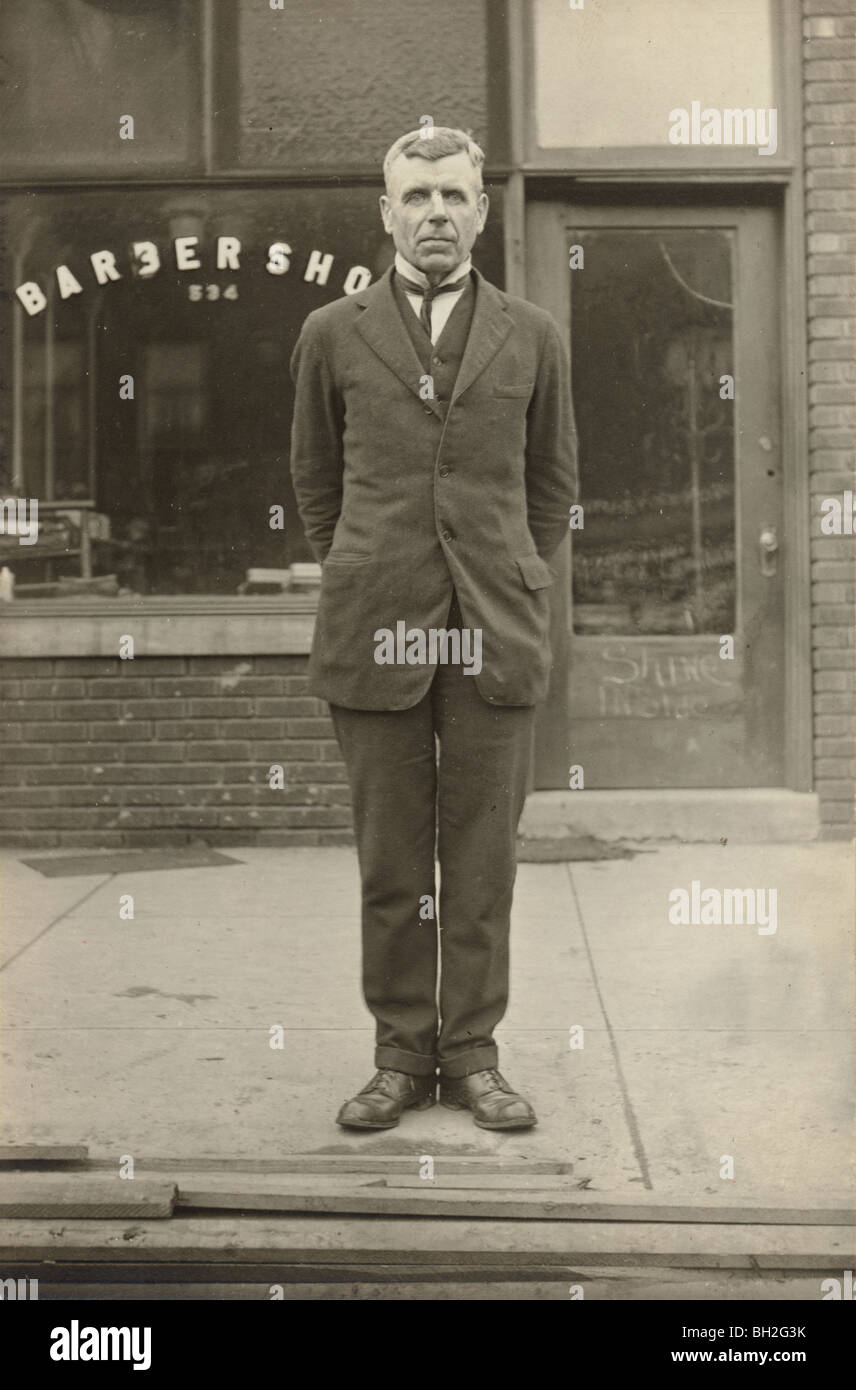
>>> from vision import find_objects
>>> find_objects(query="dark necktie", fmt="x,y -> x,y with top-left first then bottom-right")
396,268 -> 470,340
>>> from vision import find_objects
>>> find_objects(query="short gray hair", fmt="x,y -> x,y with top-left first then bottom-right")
382,126 -> 485,192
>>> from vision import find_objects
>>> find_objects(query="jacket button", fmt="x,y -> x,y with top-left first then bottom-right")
439,466 -> 451,477
441,528 -> 454,542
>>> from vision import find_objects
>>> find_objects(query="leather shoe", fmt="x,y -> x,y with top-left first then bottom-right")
336,1069 -> 436,1129
439,1068 -> 537,1130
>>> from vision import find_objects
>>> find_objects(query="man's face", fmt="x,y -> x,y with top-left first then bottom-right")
380,149 -> 489,280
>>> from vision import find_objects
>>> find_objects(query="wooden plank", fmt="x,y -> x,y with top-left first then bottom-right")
386,1174 -> 856,1222
387,1174 -> 591,1191
87,1156 -> 571,1176
0,1218 -> 851,1269
173,1175 -> 855,1225
175,1186 -> 575,1219
0,1178 -> 176,1220
0,1261 -> 830,1301
11,1278 -> 823,1301
0,1261 -> 619,1286
0,1281 -> 577,1301
0,1145 -> 88,1164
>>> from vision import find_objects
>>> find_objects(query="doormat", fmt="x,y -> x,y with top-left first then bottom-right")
20,848 -> 242,878
516,833 -> 642,862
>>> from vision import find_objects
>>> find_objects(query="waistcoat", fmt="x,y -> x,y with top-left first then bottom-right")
391,271 -> 477,422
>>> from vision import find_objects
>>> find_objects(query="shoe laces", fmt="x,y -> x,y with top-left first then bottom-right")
364,1069 -> 402,1097
475,1068 -> 507,1092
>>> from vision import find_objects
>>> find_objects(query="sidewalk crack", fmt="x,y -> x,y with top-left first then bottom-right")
0,875 -> 116,973
565,862 -> 653,1191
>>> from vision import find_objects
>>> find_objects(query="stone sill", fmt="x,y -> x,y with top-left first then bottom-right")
0,596 -> 317,658
520,789 -> 823,844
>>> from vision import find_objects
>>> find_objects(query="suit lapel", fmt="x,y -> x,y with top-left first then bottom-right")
354,266 -> 512,413
354,268 -> 443,419
451,268 -> 512,401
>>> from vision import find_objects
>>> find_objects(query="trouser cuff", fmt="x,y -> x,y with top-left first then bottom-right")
375,1045 -> 438,1077
438,1045 -> 499,1079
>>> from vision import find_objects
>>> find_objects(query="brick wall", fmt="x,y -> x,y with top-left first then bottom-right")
804,0 -> 856,839
0,657 -> 353,849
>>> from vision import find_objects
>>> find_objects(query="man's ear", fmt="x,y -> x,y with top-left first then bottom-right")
379,194 -> 392,233
477,191 -> 489,231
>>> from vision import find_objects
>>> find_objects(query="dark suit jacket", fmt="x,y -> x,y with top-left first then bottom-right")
289,265 -> 578,709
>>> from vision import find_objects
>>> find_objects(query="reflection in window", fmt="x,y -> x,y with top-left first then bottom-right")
570,229 -> 736,635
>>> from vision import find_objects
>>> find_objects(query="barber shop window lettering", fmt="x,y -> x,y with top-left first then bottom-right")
15,239 -> 372,316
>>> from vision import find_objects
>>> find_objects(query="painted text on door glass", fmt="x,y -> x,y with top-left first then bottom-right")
570,229 -> 736,636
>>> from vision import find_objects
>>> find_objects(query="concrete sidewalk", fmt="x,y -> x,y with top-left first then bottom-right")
0,840 -> 853,1206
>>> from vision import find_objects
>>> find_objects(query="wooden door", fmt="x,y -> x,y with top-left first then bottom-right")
528,202 -> 785,788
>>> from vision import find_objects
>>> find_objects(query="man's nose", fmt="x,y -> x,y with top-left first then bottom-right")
427,191 -> 449,218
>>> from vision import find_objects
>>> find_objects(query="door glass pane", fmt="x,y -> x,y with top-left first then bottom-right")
570,228 -> 736,635
534,0 -> 776,151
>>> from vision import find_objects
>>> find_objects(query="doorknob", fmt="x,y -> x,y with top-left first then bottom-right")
759,524 -> 778,577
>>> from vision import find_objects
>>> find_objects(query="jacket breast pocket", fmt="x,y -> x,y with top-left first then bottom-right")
324,551 -> 372,565
493,384 -> 535,398
516,554 -> 555,591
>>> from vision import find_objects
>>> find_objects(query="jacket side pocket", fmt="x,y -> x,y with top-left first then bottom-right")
516,554 -> 555,590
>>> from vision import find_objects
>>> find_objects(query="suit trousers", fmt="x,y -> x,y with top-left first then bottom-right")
328,592 -> 536,1079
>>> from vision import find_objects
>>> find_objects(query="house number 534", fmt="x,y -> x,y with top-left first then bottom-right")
188,284 -> 239,301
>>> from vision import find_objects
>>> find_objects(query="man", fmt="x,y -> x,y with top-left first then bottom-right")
290,127 -> 577,1130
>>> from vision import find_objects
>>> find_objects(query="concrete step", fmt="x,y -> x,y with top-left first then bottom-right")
520,789 -> 823,848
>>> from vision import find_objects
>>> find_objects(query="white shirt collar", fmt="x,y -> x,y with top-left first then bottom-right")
394,250 -> 472,291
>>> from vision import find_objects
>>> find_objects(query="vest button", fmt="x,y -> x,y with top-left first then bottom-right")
432,356 -> 444,366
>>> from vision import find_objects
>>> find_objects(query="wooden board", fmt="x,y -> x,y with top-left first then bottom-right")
86,1156 -> 572,1176
0,1218 -> 852,1270
0,1145 -> 88,1164
172,1174 -> 855,1225
0,1260 -> 833,1302
387,1174 -> 856,1216
3,1275 -> 829,1301
0,1178 -> 176,1220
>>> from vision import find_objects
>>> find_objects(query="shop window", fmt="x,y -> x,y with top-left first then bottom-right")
0,184 -> 505,599
0,0 -> 203,175
530,0 -> 782,165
